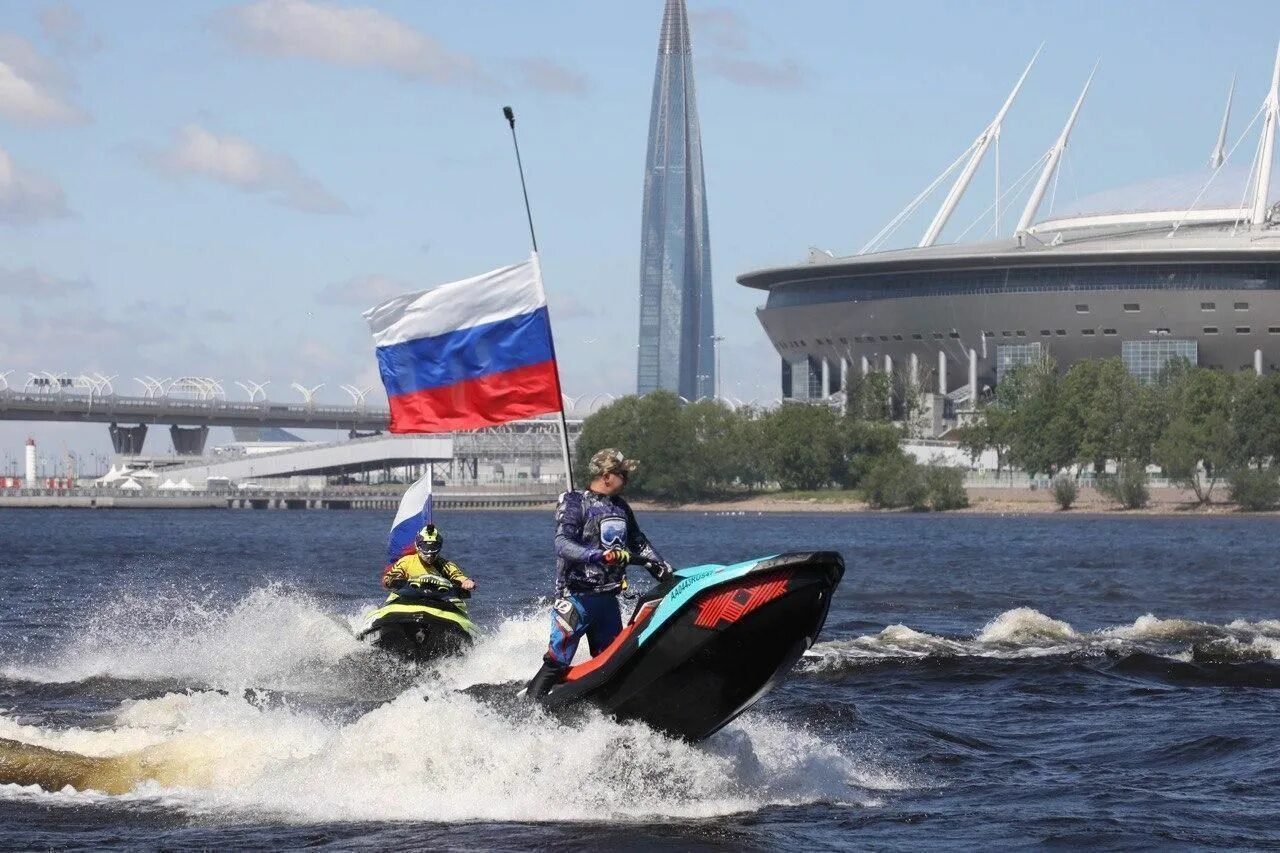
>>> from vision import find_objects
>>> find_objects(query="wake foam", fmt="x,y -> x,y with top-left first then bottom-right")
0,686 -> 894,821
808,608 -> 1280,671
0,584 -> 382,694
0,592 -> 907,820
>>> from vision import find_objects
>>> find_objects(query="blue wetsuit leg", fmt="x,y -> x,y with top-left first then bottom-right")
544,593 -> 623,665
545,596 -> 588,668
581,592 -> 623,657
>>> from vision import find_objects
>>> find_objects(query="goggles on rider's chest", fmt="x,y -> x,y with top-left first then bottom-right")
600,517 -> 628,550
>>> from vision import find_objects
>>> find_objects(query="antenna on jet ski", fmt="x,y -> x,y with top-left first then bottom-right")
502,104 -> 576,491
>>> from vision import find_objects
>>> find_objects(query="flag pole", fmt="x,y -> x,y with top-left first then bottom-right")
503,105 -> 575,491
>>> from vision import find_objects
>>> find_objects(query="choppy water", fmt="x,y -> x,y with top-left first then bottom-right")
1,509 -> 1278,850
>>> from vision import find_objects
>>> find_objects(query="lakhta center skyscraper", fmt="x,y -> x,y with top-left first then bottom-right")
637,0 -> 715,399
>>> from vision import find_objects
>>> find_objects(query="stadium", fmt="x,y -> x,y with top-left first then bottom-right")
739,47 -> 1280,435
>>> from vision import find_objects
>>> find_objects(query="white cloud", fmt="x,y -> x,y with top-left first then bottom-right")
146,124 -> 348,214
0,265 -> 89,297
39,3 -> 100,55
705,56 -> 802,90
219,0 -> 483,86
316,273 -> 411,306
0,33 -> 85,125
514,57 -> 588,95
0,145 -> 70,224
685,7 -> 804,91
689,8 -> 750,52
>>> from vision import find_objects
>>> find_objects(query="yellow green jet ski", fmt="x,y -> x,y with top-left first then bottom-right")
356,581 -> 477,662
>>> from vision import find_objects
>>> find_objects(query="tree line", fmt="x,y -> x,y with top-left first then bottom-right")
959,355 -> 1280,507
574,390 -> 967,509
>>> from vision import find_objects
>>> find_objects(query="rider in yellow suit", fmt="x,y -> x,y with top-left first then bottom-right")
382,525 -> 476,605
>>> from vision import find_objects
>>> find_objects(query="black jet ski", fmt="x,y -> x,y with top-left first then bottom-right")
356,583 -> 477,662
536,550 -> 844,741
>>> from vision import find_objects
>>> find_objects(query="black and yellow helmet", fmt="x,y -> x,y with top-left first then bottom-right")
415,524 -> 443,559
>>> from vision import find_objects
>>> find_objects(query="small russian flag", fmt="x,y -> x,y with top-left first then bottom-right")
387,473 -> 434,563
363,255 -> 562,434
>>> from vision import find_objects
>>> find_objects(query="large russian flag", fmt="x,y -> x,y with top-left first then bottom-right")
363,256 -> 563,433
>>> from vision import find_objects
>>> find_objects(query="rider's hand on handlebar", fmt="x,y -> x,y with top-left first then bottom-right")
459,578 -> 476,591
603,547 -> 632,567
382,567 -> 407,589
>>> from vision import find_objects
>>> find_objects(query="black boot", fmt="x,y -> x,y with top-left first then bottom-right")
525,661 -> 565,701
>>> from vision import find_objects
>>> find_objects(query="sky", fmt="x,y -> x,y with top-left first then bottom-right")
1,0 -> 1279,466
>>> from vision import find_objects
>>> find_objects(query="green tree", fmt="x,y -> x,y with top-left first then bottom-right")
1153,367 -> 1234,503
972,356 -> 1074,477
761,402 -> 844,490
576,392 -> 702,502
845,371 -> 892,422
682,398 -> 769,495
1232,373 -> 1280,468
840,418 -> 904,488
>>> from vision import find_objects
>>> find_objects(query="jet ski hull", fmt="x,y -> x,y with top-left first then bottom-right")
357,601 -> 476,663
540,551 -> 844,741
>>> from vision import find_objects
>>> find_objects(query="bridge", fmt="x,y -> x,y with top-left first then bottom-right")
0,372 -> 602,460
0,483 -> 560,510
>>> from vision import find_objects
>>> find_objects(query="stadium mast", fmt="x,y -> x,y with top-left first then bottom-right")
919,45 -> 1041,247
1250,42 -> 1280,226
1016,63 -> 1097,236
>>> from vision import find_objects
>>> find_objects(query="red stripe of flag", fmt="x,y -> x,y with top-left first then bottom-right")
387,359 -> 561,434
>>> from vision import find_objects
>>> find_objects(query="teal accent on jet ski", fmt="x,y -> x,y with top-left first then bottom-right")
637,555 -> 781,645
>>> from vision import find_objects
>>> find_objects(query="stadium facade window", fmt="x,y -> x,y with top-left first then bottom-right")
1201,302 -> 1216,310
1016,330 -> 1027,337
781,358 -> 792,399
1001,331 -> 1013,337
1082,329 -> 1096,335
804,357 -> 823,399
893,334 -> 903,341
912,333 -> 923,340
1075,304 -> 1090,313
763,264 -> 1280,310
1204,326 -> 1219,334
1124,303 -> 1140,312
996,342 -> 1042,384
1103,328 -> 1118,335
933,332 -> 944,339
1235,302 -> 1250,310
1122,339 -> 1198,384
1040,329 -> 1052,336
1236,327 -> 1251,334
982,330 -> 995,337
949,331 -> 960,338
1055,329 -> 1067,336
1269,327 -> 1280,334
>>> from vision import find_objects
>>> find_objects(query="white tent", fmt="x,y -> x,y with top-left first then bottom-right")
176,478 -> 194,490
96,465 -> 130,485
131,468 -> 160,480
118,477 -> 143,491
158,479 -> 179,490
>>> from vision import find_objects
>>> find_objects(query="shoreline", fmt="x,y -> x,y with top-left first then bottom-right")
630,486 -> 1277,517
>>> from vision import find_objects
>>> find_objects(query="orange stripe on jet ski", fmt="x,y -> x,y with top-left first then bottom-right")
564,604 -> 656,682
692,571 -> 792,629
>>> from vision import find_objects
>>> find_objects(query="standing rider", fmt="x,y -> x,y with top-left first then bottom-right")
526,448 -> 673,698
382,524 -> 476,605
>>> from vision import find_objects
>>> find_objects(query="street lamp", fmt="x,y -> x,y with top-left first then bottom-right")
711,335 -> 725,400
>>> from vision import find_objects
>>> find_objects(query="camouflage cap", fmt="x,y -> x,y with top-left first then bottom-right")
588,448 -> 639,478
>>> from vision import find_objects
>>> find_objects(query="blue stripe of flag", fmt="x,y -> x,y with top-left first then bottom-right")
375,307 -> 553,398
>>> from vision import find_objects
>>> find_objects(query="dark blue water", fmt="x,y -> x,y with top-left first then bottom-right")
2,509 -> 1279,850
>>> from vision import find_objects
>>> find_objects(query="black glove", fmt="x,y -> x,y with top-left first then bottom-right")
651,560 -> 675,581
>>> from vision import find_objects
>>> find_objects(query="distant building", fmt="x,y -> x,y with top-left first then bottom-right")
739,46 -> 1280,428
637,0 -> 716,399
